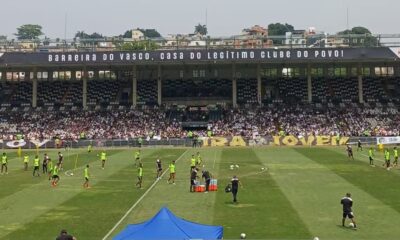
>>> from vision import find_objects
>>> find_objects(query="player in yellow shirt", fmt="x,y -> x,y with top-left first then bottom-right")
83,165 -> 90,189
136,163 -> 143,189
23,154 -> 29,171
33,155 -> 40,177
168,160 -> 176,184
1,152 -> 8,175
100,151 -> 107,169
393,147 -> 398,167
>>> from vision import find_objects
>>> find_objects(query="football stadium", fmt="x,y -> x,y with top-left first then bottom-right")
2,1 -> 400,240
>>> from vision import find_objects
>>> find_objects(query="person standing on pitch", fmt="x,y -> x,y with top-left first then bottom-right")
156,157 -> 162,180
134,150 -> 141,167
33,155 -> 40,177
190,154 -> 196,172
196,152 -> 202,167
168,160 -> 176,184
341,193 -> 357,229
100,150 -> 107,169
357,140 -> 362,151
42,153 -> 49,174
368,147 -> 374,166
136,163 -> 143,189
51,163 -> 60,187
83,165 -> 90,189
58,152 -> 64,171
190,168 -> 199,192
231,175 -> 243,203
346,145 -> 354,160
23,154 -> 29,171
48,158 -> 53,180
202,169 -> 212,192
384,148 -> 391,170
393,147 -> 398,167
1,152 -> 8,175
87,143 -> 92,153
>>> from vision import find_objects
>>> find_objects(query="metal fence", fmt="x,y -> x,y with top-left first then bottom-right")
0,136 -> 383,150
1,33 -> 400,53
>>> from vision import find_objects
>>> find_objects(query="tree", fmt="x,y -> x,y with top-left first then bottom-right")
75,31 -> 104,39
194,24 -> 208,36
121,28 -> 161,39
75,31 -> 90,39
338,26 -> 378,47
141,29 -> 161,38
89,32 -> 103,39
115,41 -> 158,51
268,23 -> 294,36
15,24 -> 43,40
122,30 -> 132,38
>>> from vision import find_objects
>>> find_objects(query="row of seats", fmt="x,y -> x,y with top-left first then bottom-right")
2,77 -> 400,106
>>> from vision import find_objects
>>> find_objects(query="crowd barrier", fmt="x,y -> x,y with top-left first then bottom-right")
0,136 -> 386,149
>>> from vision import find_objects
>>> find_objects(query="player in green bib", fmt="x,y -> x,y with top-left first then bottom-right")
33,155 -> 40,177
83,165 -> 90,188
393,147 -> 398,167
51,163 -> 60,187
168,160 -> 176,184
23,154 -> 29,171
136,163 -> 143,189
196,152 -> 202,167
100,151 -> 107,169
190,155 -> 196,172
1,153 -> 8,175
87,144 -> 92,153
134,150 -> 141,167
368,147 -> 374,166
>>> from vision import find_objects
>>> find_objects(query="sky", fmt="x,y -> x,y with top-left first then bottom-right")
1,0 -> 399,39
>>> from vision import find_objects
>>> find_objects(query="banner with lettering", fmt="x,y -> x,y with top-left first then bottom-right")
1,48 -> 398,66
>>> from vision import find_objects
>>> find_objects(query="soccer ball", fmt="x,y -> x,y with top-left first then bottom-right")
240,233 -> 246,239
70,173 -> 74,176
349,222 -> 355,228
261,167 -> 265,170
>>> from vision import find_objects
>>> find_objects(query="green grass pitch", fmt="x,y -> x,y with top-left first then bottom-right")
1,146 -> 400,239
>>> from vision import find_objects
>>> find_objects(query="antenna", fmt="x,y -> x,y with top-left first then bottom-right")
63,12 -> 68,51
205,8 -> 208,32
64,13 -> 68,42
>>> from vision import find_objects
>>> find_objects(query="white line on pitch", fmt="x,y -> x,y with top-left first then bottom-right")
102,149 -> 188,240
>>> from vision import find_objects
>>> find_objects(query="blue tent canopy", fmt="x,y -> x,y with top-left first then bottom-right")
113,207 -> 223,240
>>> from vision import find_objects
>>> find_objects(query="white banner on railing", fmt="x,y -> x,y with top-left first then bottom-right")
376,137 -> 400,145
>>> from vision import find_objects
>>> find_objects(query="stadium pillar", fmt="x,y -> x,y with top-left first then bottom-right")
157,65 -> 162,106
358,64 -> 364,103
307,64 -> 312,103
232,64 -> 237,108
257,64 -> 262,105
32,73 -> 38,108
82,69 -> 88,108
132,66 -> 137,107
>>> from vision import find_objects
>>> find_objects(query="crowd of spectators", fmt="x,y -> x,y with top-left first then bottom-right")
0,104 -> 399,141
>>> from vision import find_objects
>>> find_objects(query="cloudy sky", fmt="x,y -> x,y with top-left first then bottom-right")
1,0 -> 399,39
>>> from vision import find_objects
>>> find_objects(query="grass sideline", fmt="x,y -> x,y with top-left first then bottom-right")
0,146 -> 399,239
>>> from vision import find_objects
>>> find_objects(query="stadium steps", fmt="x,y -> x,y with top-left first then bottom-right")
61,83 -> 72,104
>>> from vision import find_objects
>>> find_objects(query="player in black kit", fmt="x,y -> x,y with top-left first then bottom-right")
156,158 -> 162,180
340,193 -> 357,229
357,140 -> 362,151
347,145 -> 354,160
